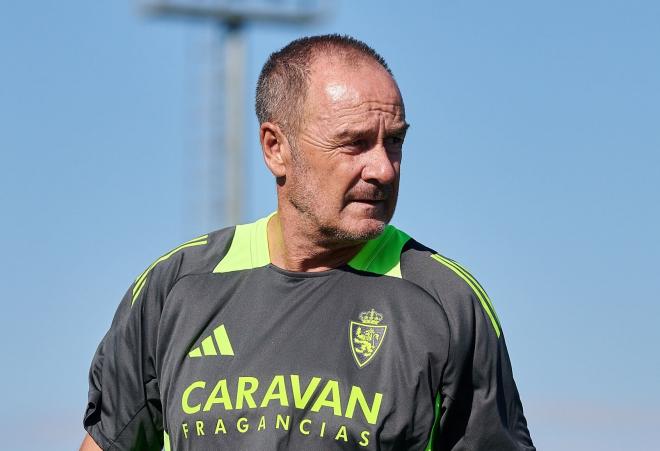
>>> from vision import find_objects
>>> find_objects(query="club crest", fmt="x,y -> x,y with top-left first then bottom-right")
350,309 -> 387,368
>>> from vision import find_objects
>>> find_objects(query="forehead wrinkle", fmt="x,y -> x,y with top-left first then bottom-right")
318,103 -> 404,126
331,115 -> 408,140
330,99 -> 402,113
338,109 -> 404,125
317,106 -> 400,122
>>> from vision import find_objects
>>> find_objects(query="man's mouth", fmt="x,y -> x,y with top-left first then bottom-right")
346,184 -> 392,207
352,198 -> 385,204
348,198 -> 388,209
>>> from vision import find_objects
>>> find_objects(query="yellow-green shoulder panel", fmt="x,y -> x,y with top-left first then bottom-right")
348,225 -> 411,278
213,214 -> 273,273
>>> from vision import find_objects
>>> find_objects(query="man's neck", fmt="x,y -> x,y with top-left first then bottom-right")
267,209 -> 365,272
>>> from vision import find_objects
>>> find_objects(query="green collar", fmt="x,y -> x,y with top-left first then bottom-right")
214,213 -> 410,278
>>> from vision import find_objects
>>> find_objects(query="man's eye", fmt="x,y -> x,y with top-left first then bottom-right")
385,136 -> 404,146
347,139 -> 367,149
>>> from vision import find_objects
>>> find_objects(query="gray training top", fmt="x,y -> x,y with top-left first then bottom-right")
84,214 -> 535,450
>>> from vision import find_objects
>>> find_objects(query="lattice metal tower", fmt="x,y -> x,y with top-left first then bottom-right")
142,0 -> 328,229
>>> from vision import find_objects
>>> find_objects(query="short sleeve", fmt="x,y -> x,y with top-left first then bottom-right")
399,244 -> 535,450
83,280 -> 164,451
429,258 -> 535,450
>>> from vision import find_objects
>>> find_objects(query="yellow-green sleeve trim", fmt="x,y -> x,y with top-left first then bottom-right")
131,235 -> 208,306
163,431 -> 171,451
348,225 -> 411,278
424,392 -> 442,450
213,213 -> 274,273
434,254 -> 501,326
430,254 -> 502,337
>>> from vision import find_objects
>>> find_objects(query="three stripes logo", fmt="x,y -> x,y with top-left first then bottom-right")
189,324 -> 235,358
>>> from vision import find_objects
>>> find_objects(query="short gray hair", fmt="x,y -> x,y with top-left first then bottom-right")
255,34 -> 392,137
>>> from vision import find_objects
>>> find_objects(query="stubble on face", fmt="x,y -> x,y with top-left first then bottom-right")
286,140 -> 387,242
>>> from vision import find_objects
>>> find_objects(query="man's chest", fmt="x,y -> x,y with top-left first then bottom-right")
156,268 -> 448,450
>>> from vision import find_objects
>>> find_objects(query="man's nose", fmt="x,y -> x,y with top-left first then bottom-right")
361,144 -> 398,185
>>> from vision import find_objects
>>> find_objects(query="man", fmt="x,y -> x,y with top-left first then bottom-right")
81,35 -> 534,450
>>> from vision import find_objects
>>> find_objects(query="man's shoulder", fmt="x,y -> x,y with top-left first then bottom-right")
157,226 -> 237,278
133,212 -> 276,299
399,234 -> 477,300
350,224 -> 477,292
130,225 -> 236,305
347,224 -> 474,290
390,225 -> 502,337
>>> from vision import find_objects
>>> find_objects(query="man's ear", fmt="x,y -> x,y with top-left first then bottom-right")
260,122 -> 290,178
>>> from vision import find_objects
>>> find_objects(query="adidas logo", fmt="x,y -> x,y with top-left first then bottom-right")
189,324 -> 235,358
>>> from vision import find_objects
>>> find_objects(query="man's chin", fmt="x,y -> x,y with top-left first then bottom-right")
326,218 -> 388,242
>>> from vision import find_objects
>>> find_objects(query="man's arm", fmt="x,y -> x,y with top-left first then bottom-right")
429,253 -> 534,450
79,433 -> 102,451
82,280 -> 165,451
81,234 -> 215,450
400,242 -> 534,449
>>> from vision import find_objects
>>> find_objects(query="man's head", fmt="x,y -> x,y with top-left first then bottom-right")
257,35 -> 408,244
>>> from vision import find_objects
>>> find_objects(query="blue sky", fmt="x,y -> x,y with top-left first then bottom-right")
1,1 -> 658,449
